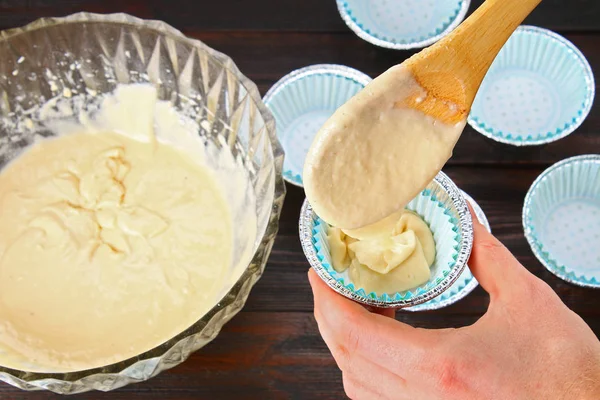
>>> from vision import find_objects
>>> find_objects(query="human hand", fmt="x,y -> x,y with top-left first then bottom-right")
308,214 -> 600,400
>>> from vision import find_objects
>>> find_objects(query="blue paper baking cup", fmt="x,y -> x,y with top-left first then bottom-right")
263,64 -> 371,187
299,172 -> 474,308
406,191 -> 491,311
336,0 -> 470,50
469,26 -> 595,146
523,155 -> 600,288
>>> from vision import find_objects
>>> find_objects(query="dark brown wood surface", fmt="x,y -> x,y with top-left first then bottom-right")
0,1 -> 599,399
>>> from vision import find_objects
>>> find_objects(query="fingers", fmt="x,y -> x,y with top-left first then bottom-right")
343,374 -> 386,400
308,269 -> 438,378
340,353 -> 410,400
308,273 -> 415,399
364,305 -> 396,319
467,206 -> 529,300
340,353 -> 414,400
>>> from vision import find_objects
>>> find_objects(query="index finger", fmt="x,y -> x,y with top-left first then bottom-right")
308,269 -> 440,376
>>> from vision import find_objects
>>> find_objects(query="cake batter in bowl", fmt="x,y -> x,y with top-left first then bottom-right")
0,13 -> 285,393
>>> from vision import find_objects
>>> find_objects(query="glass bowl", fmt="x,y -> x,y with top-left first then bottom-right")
0,12 -> 285,393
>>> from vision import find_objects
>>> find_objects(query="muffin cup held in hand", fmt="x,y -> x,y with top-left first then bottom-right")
299,171 -> 474,308
406,190 -> 490,311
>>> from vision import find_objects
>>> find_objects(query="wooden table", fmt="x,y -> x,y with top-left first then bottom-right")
0,1 -> 599,398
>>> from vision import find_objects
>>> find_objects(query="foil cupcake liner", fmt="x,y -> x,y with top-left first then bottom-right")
336,0 -> 470,50
469,26 -> 595,146
263,64 -> 371,187
299,171 -> 474,308
405,190 -> 491,311
523,154 -> 600,288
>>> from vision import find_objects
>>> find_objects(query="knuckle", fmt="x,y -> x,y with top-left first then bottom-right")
326,311 -> 365,372
313,305 -> 324,327
342,374 -> 360,400
519,275 -> 556,303
342,320 -> 363,355
430,355 -> 469,395
331,343 -> 351,372
479,238 -> 505,253
332,336 -> 357,372
479,238 -> 517,269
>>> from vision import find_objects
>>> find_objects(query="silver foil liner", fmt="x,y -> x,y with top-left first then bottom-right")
299,171 -> 474,308
468,26 -> 595,146
523,154 -> 600,288
0,13 -> 285,393
405,190 -> 491,311
335,0 -> 471,50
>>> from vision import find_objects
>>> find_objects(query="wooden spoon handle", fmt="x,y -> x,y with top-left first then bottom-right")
404,0 -> 542,124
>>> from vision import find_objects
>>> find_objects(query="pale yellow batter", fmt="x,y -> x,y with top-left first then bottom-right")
0,88 -> 241,372
327,210 -> 435,294
304,65 -> 466,229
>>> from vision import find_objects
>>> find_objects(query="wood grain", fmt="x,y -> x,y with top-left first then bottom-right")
0,1 -> 598,399
405,0 -> 542,123
249,168 -> 600,316
1,0 -> 599,32
1,311 -> 600,399
190,31 -> 600,165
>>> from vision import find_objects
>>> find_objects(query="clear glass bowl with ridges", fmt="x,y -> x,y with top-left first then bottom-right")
0,12 -> 285,393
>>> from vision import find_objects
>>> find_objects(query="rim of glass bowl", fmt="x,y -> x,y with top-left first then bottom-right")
0,12 -> 286,394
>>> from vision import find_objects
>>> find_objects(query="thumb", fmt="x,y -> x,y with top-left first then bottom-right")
467,207 -> 530,300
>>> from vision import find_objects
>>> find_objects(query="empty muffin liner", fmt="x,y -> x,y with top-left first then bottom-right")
406,190 -> 491,311
263,64 -> 371,187
299,171 -> 473,308
469,26 -> 595,146
523,154 -> 600,288
336,0 -> 470,50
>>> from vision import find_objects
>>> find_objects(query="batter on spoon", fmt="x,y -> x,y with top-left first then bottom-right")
303,65 -> 466,230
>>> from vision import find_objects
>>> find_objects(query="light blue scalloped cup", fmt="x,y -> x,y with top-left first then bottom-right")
406,191 -> 491,311
263,64 -> 371,187
523,155 -> 600,288
299,172 -> 474,308
336,0 -> 470,50
469,26 -> 595,146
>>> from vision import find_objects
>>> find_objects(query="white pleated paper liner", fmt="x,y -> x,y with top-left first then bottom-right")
299,172 -> 474,308
405,191 -> 491,312
469,26 -> 595,146
336,0 -> 470,50
523,155 -> 600,288
263,64 -> 371,187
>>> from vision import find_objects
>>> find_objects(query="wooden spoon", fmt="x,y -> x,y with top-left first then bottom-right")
402,0 -> 542,125
303,0 -> 543,230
